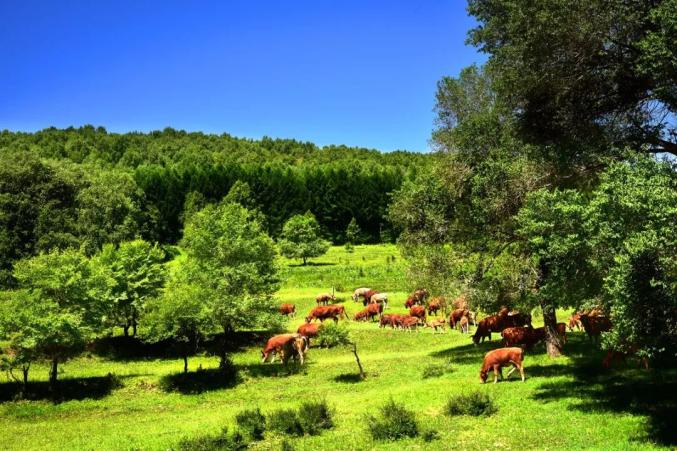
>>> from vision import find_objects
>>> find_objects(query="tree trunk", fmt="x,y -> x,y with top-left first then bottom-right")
132,311 -> 138,337
123,323 -> 130,337
541,299 -> 563,357
22,365 -> 29,387
49,358 -> 59,392
351,342 -> 365,379
302,256 -> 307,265
183,356 -> 188,374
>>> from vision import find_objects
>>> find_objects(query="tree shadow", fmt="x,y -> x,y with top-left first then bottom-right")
241,362 -> 306,379
333,373 -> 366,383
160,367 -> 241,394
286,262 -> 336,267
0,373 -> 131,403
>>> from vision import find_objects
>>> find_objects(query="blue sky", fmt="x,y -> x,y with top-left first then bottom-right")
0,1 -> 483,152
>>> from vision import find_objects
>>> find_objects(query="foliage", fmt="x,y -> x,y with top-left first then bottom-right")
366,399 -> 419,441
278,213 -> 330,265
179,202 -> 281,367
92,240 -> 166,336
177,427 -> 248,451
345,217 -> 362,245
235,408 -> 266,441
467,0 -> 677,158
297,400 -> 334,435
517,157 -> 677,361
266,409 -> 303,436
445,392 -> 497,417
421,362 -> 454,379
315,323 -> 350,348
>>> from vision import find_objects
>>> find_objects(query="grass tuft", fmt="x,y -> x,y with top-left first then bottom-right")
366,399 -> 419,441
444,392 -> 497,417
235,408 -> 266,440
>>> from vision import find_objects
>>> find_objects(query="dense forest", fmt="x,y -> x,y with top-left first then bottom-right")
0,127 -> 427,284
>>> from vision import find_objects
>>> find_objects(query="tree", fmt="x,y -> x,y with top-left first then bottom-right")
180,202 -> 280,369
345,217 -> 361,245
92,240 -> 166,337
0,249 -> 110,391
316,324 -> 365,379
467,0 -> 677,158
77,171 -> 145,255
278,213 -> 330,265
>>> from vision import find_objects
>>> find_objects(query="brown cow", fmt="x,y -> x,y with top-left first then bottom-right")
450,308 -> 469,329
409,305 -> 426,323
504,312 -> 532,328
316,292 -> 336,305
501,327 -> 544,349
305,305 -> 349,323
556,322 -> 567,344
261,334 -> 297,363
363,289 -> 380,306
568,313 -> 582,331
480,347 -> 526,383
427,297 -> 444,315
353,309 -> 369,321
459,315 -> 469,334
579,314 -> 611,342
279,303 -> 296,317
425,317 -> 447,333
279,335 -> 309,365
366,302 -> 383,321
472,315 -> 505,344
400,315 -> 421,332
602,346 -> 649,370
451,294 -> 468,310
297,323 -> 322,345
404,296 -> 417,308
379,313 -> 403,329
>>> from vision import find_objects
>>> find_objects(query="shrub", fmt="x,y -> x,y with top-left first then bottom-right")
235,408 -> 266,440
316,323 -> 349,348
267,409 -> 303,436
445,392 -> 497,417
297,400 -> 334,435
422,362 -> 453,379
177,427 -> 247,451
422,430 -> 440,442
280,439 -> 295,451
366,399 -> 419,441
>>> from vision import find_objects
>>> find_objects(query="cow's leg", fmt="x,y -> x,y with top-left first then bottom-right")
493,365 -> 500,384
519,364 -> 525,381
506,363 -> 517,379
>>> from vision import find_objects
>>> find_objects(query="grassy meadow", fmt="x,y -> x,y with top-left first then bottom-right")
0,244 -> 674,450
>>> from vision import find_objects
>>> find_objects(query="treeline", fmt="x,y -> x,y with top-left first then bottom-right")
0,127 -> 427,284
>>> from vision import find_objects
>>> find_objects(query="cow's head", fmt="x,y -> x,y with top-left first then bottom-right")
261,350 -> 268,363
472,333 -> 480,345
479,369 -> 488,383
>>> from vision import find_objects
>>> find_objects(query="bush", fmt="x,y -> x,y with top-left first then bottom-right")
422,362 -> 453,379
267,409 -> 303,436
366,399 -> 419,441
444,392 -> 497,417
316,323 -> 349,348
422,430 -> 440,442
177,427 -> 247,451
297,400 -> 334,435
236,408 -> 266,440
280,439 -> 295,451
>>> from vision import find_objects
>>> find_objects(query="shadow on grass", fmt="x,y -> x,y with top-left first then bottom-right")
286,262 -> 337,267
0,373 -> 129,403
160,368 -> 241,394
333,373 -> 365,383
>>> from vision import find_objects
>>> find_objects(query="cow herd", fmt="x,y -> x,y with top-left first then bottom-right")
270,288 -> 616,383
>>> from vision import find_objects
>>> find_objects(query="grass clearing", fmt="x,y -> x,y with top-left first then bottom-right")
0,245 -> 674,450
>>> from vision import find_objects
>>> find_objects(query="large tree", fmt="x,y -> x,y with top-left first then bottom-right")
179,202 -> 280,369
278,212 -> 330,265
467,0 -> 677,159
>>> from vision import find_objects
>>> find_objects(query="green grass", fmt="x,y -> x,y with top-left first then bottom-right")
0,245 -> 674,450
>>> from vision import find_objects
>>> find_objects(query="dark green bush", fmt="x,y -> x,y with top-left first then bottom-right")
267,409 -> 303,436
422,362 -> 453,379
445,392 -> 497,417
366,399 -> 419,441
235,408 -> 266,440
422,430 -> 440,442
297,400 -> 334,435
316,323 -> 349,348
177,427 -> 247,451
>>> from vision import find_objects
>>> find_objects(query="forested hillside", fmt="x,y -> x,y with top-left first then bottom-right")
0,126 -> 427,284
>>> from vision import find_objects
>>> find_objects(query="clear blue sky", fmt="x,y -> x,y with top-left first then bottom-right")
0,1 -> 483,152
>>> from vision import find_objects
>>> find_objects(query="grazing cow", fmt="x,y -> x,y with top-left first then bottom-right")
280,334 -> 309,365
425,317 -> 447,333
297,323 -> 322,345
467,311 -> 477,327
279,303 -> 296,317
379,313 -> 403,329
480,347 -> 526,383
363,289 -> 381,306
450,308 -> 469,329
568,313 -> 582,331
556,322 -> 567,344
352,287 -> 372,302
400,315 -> 421,332
305,305 -> 349,323
579,314 -> 611,342
504,312 -> 532,328
353,309 -> 369,321
370,292 -> 389,309
501,327 -> 544,349
459,315 -> 469,334
316,292 -> 336,305
404,296 -> 417,308
366,302 -> 383,321
409,305 -> 426,323
602,346 -> 649,370
261,334 -> 297,363
472,315 -> 505,344
427,297 -> 443,316
412,288 -> 429,303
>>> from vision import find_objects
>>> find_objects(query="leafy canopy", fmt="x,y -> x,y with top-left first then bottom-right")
278,212 -> 330,265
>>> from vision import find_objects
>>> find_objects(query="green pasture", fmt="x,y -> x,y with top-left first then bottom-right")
0,245 -> 674,450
